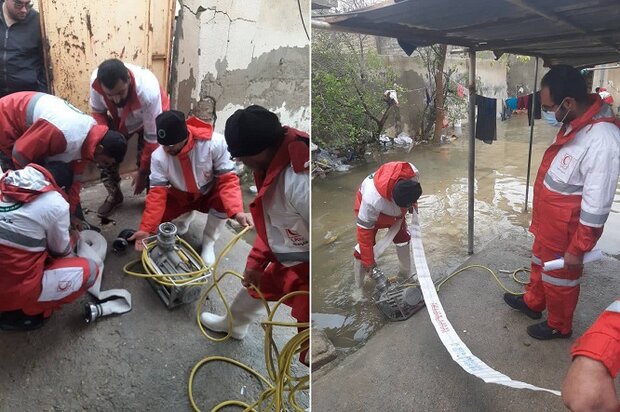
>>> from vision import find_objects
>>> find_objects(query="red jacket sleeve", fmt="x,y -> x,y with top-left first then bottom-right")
215,171 -> 244,218
566,224 -> 604,257
357,225 -> 376,268
139,186 -> 168,233
12,119 -> 66,167
139,142 -> 159,173
245,235 -> 272,272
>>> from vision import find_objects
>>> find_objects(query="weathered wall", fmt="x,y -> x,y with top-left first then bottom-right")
171,0 -> 310,134
378,45 -> 508,137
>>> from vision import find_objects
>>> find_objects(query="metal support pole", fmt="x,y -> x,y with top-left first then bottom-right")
524,57 -> 539,212
467,50 -> 476,255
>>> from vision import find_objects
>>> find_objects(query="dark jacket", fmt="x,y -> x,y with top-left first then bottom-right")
0,2 -> 48,97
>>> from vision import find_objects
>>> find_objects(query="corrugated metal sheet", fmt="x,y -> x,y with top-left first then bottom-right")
314,0 -> 620,67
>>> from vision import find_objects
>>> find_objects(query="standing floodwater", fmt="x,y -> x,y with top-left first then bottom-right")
312,115 -> 620,353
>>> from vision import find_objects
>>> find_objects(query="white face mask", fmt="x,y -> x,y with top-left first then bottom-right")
542,110 -> 561,127
543,97 -> 571,126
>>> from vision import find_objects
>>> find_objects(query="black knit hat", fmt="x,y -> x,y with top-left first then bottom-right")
156,110 -> 188,145
392,180 -> 422,207
224,105 -> 285,157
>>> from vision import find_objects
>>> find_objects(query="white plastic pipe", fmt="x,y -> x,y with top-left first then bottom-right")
542,249 -> 603,271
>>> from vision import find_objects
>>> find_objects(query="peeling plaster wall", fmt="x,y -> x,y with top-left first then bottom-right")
172,0 -> 310,133
380,54 -> 508,136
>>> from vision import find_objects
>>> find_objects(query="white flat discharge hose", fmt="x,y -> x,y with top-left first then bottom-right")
408,212 -> 561,396
78,230 -> 132,317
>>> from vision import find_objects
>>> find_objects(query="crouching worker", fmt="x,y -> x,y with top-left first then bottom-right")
0,91 -> 128,228
200,106 -> 309,358
354,161 -> 422,288
129,110 -> 251,265
562,298 -> 620,412
0,164 -> 99,331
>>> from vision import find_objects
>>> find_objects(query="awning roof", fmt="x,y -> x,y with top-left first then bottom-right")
313,0 -> 620,67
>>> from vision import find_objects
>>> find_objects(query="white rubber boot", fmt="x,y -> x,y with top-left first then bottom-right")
200,215 -> 226,266
396,243 -> 417,282
173,211 -> 195,235
353,258 -> 366,288
200,289 -> 264,339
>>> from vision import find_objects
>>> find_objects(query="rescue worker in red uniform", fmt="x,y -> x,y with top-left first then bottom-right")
200,106 -> 309,354
0,163 -> 99,330
128,110 -> 251,265
562,298 -> 619,411
354,161 -> 422,288
89,59 -> 170,216
504,65 -> 620,340
0,91 -> 128,225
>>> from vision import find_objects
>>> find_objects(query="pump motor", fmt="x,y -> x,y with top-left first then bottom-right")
143,222 -> 211,309
371,267 -> 425,321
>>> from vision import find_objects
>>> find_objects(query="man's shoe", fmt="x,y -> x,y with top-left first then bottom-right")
526,321 -> 572,340
503,293 -> 542,319
97,192 -> 123,217
0,311 -> 49,331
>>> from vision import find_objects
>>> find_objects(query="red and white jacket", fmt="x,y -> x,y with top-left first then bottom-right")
246,128 -> 309,274
355,161 -> 419,267
138,117 -> 243,233
0,91 -> 108,212
0,165 -> 73,311
530,95 -> 620,256
89,63 -> 170,172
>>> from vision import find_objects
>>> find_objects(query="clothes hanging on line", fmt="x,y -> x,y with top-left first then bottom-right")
475,95 -> 497,144
517,95 -> 529,110
505,97 -> 518,111
527,91 -> 542,126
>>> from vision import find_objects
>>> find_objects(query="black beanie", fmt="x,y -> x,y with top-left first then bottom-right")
392,180 -> 422,207
224,105 -> 285,157
156,110 -> 188,145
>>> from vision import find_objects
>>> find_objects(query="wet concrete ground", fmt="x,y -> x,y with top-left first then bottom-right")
311,227 -> 620,411
0,178 -> 307,411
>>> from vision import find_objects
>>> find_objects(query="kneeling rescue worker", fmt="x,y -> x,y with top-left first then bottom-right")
0,164 -> 99,330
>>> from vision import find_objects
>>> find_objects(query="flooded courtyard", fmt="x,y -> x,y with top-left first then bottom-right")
311,114 -> 620,353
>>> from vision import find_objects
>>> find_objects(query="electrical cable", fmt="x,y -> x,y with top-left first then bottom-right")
396,265 -> 530,295
122,226 -> 308,411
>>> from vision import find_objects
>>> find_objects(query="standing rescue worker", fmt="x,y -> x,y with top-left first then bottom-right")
0,164 -> 99,330
0,91 -> 128,225
504,65 -> 620,340
89,58 -> 170,216
128,110 -> 251,266
200,106 -> 309,355
354,161 -> 422,288
562,298 -> 619,411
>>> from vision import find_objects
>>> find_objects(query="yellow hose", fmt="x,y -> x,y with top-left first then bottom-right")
122,226 -> 308,411
399,265 -> 530,295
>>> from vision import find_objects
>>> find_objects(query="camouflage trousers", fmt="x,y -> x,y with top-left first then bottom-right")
98,131 -> 146,196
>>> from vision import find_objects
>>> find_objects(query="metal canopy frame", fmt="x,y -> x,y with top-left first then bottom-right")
312,0 -> 620,254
